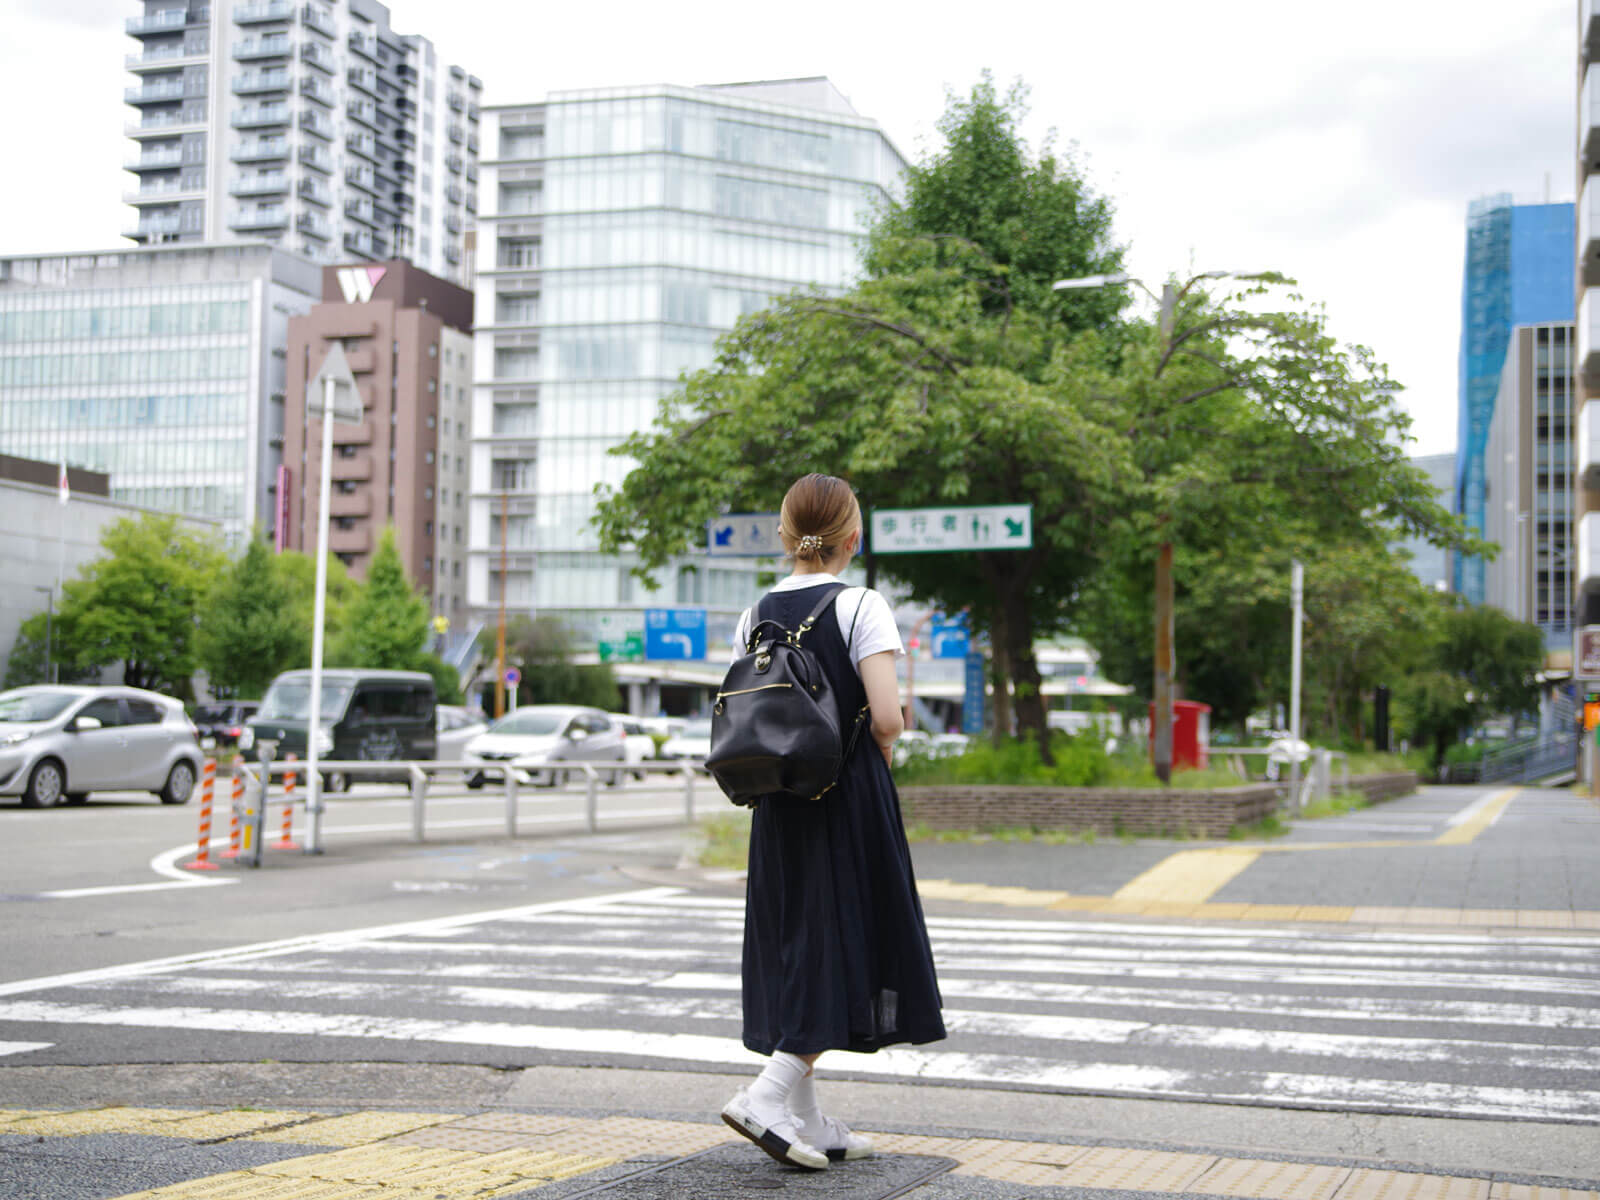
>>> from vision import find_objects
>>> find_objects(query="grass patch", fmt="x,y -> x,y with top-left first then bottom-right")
695,811 -> 752,869
897,733 -> 1263,790
1298,790 -> 1372,820
1228,813 -> 1289,840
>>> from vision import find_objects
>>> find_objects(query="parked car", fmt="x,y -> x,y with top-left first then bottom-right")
436,705 -> 489,761
192,700 -> 259,751
0,685 -> 203,808
241,669 -> 436,792
609,715 -> 658,778
461,705 -> 626,788
893,729 -> 933,766
660,718 -> 712,767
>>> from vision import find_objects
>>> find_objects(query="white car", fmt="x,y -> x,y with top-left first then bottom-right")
930,733 -> 970,758
660,718 -> 712,767
893,730 -> 933,765
435,705 -> 488,761
609,715 -> 658,778
0,685 -> 203,808
461,705 -> 626,787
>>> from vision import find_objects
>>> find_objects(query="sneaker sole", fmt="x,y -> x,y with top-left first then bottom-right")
825,1145 -> 874,1162
721,1110 -> 829,1171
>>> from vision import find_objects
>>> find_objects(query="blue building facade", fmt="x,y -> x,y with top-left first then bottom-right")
1455,197 -> 1574,602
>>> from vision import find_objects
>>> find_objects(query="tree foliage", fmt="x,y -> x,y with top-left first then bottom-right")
482,615 -> 620,711
328,527 -> 430,671
195,535 -> 306,697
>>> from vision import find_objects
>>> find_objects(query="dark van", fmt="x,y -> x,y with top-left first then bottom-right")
241,669 -> 436,790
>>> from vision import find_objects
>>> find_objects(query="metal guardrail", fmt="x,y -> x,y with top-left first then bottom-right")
240,758 -> 710,853
1475,734 -> 1580,785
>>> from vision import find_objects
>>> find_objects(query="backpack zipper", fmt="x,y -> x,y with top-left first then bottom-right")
717,683 -> 794,699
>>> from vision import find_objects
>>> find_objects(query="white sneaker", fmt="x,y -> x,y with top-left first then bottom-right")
795,1111 -> 874,1161
721,1088 -> 829,1170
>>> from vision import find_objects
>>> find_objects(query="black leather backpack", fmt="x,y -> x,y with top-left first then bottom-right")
706,584 -> 867,807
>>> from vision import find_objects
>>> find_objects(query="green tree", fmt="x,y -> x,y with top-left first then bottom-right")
276,547 -> 357,654
2,610 -> 99,689
195,535 -> 307,697
58,513 -> 227,694
328,526 -> 429,670
483,615 -> 620,711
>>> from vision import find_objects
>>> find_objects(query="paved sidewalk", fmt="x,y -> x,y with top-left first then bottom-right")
1,1063 -> 1596,1199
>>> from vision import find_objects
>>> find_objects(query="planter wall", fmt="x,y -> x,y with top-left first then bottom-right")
900,771 -> 1417,839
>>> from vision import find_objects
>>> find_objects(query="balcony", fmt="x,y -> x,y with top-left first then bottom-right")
347,30 -> 377,59
1583,288 -> 1600,386
231,103 -> 289,128
124,180 -> 198,205
127,148 -> 185,171
345,164 -> 376,191
126,215 -> 183,239
348,67 -> 378,96
297,143 -> 331,172
300,3 -> 334,35
125,45 -> 203,72
347,100 -> 378,129
126,10 -> 191,36
445,153 -> 463,174
230,172 -> 287,196
1585,178 -> 1600,290
231,138 -> 286,162
298,109 -> 333,140
329,491 -> 372,517
232,69 -> 290,94
229,206 -> 288,231
330,451 -> 373,481
126,111 -> 205,138
343,230 -> 377,258
1588,0 -> 1600,66
297,177 -> 330,206
467,133 -> 478,154
299,75 -> 333,106
329,525 -> 372,554
296,212 -> 330,240
1580,512 -> 1600,598
300,40 -> 333,72
232,35 -> 289,59
445,183 -> 463,205
447,124 -> 464,144
233,0 -> 292,22
443,213 -> 462,234
344,198 -> 376,225
1585,65 -> 1600,168
125,79 -> 188,106
346,133 -> 377,161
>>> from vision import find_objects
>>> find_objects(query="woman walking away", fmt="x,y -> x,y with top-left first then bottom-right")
720,473 -> 946,1171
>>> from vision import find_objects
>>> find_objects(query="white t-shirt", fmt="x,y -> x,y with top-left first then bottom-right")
731,573 -> 904,675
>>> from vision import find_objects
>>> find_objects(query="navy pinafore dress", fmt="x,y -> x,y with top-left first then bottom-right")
740,582 -> 946,1056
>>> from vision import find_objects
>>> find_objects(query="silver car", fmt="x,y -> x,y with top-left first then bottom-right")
0,685 -> 204,808
461,704 -> 626,787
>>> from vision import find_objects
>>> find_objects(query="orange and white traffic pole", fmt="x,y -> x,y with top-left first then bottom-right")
221,755 -> 245,860
274,752 -> 300,850
184,758 -> 219,871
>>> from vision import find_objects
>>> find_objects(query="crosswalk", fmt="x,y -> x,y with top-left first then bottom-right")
1,887 -> 1597,1123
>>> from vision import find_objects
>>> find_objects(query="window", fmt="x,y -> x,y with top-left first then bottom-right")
428,343 -> 438,358
124,699 -> 164,726
496,236 -> 540,268
78,698 -> 122,728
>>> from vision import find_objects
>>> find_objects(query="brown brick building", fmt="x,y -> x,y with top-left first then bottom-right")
282,260 -> 474,623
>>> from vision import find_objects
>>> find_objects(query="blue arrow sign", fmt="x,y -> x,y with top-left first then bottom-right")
931,612 -> 969,659
706,512 -> 783,557
644,608 -> 707,660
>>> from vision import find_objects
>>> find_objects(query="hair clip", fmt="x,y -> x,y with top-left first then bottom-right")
796,534 -> 823,555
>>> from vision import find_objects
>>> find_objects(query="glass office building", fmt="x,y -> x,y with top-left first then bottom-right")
0,244 -> 321,542
469,79 -> 906,636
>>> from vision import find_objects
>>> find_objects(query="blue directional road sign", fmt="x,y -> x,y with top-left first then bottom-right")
644,608 -> 707,660
931,612 -> 970,659
962,651 -> 987,735
707,512 -> 783,557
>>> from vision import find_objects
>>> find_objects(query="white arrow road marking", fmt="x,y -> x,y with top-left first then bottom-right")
0,1041 -> 51,1058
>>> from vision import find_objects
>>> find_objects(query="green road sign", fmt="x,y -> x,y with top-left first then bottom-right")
599,631 -> 644,663
869,504 -> 1032,554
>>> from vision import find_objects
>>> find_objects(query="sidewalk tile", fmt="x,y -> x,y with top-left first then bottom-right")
155,1111 -> 319,1140
1490,1185 -> 1600,1200
1574,911 -> 1600,930
435,1114 -> 582,1135
1516,910 -> 1575,929
1399,908 -> 1463,926
1047,897 -> 1112,911
1457,910 -> 1505,926
872,1133 -> 976,1157
1480,911 -> 1521,927
1058,1146 -> 1217,1190
1196,903 -> 1255,919
951,1137 -> 1072,1174
3,1107 -> 193,1137
1195,1157 -> 1352,1199
250,1112 -> 458,1145
1243,905 -> 1305,921
1333,1168 -> 1492,1200
1351,907 -> 1410,924
1139,903 -> 1205,918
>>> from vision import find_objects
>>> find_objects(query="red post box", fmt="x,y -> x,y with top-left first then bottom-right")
1148,699 -> 1212,770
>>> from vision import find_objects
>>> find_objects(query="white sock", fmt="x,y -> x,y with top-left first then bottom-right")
788,1068 -> 822,1128
747,1051 -> 810,1115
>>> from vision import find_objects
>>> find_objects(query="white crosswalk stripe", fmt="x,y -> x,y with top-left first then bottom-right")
1,889 -> 1596,1122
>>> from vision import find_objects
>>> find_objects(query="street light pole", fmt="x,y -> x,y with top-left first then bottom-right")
1053,270 -> 1266,783
32,586 -> 53,685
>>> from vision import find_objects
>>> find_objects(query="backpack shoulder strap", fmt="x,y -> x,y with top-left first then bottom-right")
794,583 -> 847,642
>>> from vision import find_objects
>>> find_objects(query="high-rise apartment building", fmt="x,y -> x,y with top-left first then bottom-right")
0,243 -> 320,542
468,78 -> 906,639
124,0 -> 481,284
1456,196 -> 1573,604
281,260 -> 472,620
1578,6 -> 1600,629
1483,323 -> 1575,649
1396,453 -> 1455,592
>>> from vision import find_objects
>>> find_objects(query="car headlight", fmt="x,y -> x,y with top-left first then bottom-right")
0,730 -> 31,748
238,727 -> 255,750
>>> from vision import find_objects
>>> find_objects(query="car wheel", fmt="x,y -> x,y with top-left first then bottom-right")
65,793 -> 89,806
21,760 -> 66,809
606,765 -> 623,787
323,770 -> 350,793
160,760 -> 196,805
464,771 -> 485,790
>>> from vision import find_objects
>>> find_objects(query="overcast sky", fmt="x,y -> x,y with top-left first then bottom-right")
2,0 -> 1575,458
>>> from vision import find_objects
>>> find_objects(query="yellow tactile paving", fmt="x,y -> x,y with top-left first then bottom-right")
950,1136 -> 1074,1173
0,1108 -> 54,1125
1195,1156 -> 1354,1199
1113,849 -> 1261,905
249,1112 -> 459,1145
154,1111 -> 320,1140
1296,905 -> 1357,922
1434,788 -> 1520,845
1517,910 -> 1575,928
1332,1168 -> 1494,1200
1242,904 -> 1306,921
258,1143 -> 613,1189
1491,1186 -> 1600,1200
4,1106 -> 215,1138
436,1113 -> 582,1135
1064,1145 -> 1218,1190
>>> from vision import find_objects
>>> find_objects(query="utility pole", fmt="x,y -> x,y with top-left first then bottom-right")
496,488 -> 508,719
1288,559 -> 1304,811
1151,282 -> 1178,784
